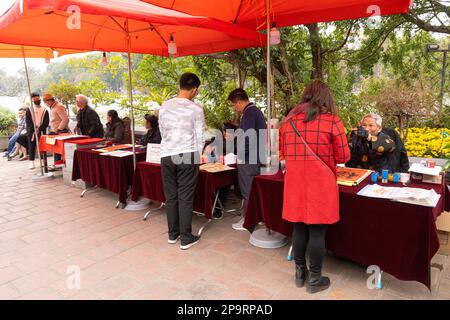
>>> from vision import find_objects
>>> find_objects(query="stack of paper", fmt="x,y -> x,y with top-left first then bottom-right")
200,163 -> 235,173
357,184 -> 441,207
99,150 -> 134,157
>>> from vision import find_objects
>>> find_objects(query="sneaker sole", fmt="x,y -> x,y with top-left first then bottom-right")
180,239 -> 200,250
232,226 -> 247,231
168,236 -> 180,244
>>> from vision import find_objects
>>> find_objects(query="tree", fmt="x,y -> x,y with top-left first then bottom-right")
369,76 -> 439,141
47,80 -> 79,116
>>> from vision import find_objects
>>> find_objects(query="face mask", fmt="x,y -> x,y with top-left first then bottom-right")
33,99 -> 41,105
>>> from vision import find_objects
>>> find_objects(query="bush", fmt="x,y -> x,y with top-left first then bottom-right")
0,106 -> 17,136
402,127 -> 450,159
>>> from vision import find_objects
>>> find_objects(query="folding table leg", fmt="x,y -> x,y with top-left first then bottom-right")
80,185 -> 97,198
143,202 -> 165,221
222,199 -> 244,216
376,270 -> 384,289
198,219 -> 212,236
287,244 -> 294,261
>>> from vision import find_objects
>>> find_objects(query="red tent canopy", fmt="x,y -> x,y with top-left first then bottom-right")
141,0 -> 412,29
0,43 -> 82,58
0,0 -> 265,57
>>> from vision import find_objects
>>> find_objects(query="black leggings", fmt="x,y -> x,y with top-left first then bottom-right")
293,223 -> 328,273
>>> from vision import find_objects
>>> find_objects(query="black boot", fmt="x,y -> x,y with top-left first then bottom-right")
295,265 -> 308,288
307,271 -> 330,294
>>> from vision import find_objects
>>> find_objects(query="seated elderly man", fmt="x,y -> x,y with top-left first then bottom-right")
74,94 -> 104,138
347,113 -> 409,173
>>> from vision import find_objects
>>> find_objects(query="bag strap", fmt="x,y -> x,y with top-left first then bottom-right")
289,119 -> 335,176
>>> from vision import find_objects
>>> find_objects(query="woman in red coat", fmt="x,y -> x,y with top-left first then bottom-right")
279,80 -> 350,294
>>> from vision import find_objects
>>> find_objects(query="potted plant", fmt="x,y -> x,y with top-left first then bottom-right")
0,106 -> 17,151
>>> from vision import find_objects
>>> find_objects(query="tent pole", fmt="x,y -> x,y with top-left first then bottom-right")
126,33 -> 136,171
21,46 -> 45,176
265,0 -> 272,164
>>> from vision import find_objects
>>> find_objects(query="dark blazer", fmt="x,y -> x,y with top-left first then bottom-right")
25,107 -> 49,137
140,127 -> 161,145
76,105 -> 104,138
382,128 -> 410,173
105,121 -> 125,144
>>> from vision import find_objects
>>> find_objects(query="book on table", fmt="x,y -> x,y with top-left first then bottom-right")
336,167 -> 372,186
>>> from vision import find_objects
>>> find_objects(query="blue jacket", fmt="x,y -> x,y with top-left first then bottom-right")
238,102 -> 266,164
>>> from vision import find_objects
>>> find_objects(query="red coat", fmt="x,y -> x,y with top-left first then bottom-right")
279,109 -> 350,224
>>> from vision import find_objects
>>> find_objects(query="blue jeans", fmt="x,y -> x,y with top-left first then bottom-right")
5,132 -> 19,156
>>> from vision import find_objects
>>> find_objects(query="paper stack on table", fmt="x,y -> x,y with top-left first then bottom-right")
94,144 -> 140,153
99,150 -> 134,157
357,184 -> 441,207
200,163 -> 235,173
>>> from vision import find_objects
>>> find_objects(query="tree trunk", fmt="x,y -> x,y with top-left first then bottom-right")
306,23 -> 323,80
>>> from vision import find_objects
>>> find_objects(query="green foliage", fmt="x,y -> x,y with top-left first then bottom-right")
0,106 -> 17,136
47,79 -> 79,115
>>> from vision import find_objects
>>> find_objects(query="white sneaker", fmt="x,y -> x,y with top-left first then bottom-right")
232,217 -> 247,231
28,161 -> 35,169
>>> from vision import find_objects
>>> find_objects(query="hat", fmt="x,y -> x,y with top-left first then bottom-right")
42,92 -> 54,100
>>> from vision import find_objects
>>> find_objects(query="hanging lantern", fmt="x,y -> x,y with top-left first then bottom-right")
269,22 -> 280,45
53,50 -> 59,58
101,52 -> 107,66
168,35 -> 177,56
45,52 -> 50,64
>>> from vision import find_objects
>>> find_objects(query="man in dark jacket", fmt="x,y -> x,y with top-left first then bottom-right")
347,113 -> 409,173
381,127 -> 409,173
26,92 -> 50,169
228,88 -> 266,231
75,94 -> 104,138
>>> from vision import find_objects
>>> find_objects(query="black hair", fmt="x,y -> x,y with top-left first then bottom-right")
179,73 -> 201,91
107,110 -> 121,123
30,92 -> 40,98
18,107 -> 26,111
227,88 -> 249,103
145,114 -> 159,128
301,80 -> 337,123
223,122 -> 238,131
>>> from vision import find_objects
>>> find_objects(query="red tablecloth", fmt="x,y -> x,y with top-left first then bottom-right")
244,170 -> 445,289
39,134 -> 93,160
131,162 -> 238,219
72,149 -> 146,203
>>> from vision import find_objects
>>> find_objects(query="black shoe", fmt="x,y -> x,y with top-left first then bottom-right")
168,234 -> 180,244
213,209 -> 223,220
306,272 -> 330,294
295,265 -> 309,288
180,235 -> 200,250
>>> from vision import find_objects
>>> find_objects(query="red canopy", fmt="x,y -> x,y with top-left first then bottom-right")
141,0 -> 412,28
0,0 -> 265,57
0,43 -> 83,58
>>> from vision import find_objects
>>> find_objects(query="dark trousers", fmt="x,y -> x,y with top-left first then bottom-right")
27,134 -> 38,161
161,152 -> 199,243
293,223 -> 328,274
237,163 -> 260,212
